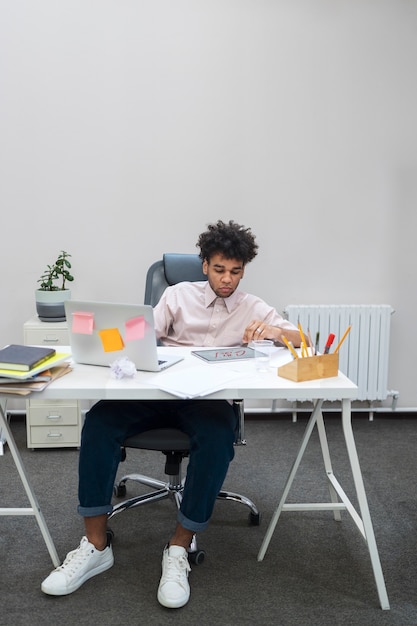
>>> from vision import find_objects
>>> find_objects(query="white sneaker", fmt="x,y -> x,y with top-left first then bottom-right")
41,535 -> 114,596
157,545 -> 191,608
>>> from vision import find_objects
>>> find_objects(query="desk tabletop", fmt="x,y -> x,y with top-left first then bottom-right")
36,347 -> 358,402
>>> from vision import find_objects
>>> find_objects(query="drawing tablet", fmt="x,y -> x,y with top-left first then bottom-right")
191,347 -> 256,363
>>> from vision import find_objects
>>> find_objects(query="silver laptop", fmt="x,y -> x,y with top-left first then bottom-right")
64,300 -> 183,372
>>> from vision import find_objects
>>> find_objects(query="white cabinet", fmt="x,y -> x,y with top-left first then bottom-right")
23,317 -> 82,448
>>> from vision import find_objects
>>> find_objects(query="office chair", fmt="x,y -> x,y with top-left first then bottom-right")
109,253 -> 260,563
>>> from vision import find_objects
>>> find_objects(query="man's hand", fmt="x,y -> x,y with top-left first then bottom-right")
243,321 -> 302,347
243,320 -> 280,344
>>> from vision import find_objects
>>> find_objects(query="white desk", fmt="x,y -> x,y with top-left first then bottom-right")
0,347 -> 389,609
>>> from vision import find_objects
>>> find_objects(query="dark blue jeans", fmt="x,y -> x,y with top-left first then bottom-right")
78,399 -> 236,533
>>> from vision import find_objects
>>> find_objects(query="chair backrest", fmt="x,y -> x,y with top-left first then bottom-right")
144,253 -> 207,306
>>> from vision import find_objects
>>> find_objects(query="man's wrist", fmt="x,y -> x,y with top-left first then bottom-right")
273,328 -> 284,345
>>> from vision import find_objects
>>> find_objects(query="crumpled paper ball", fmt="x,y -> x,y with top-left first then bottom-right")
110,356 -> 137,379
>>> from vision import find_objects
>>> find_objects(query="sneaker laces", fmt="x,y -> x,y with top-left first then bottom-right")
55,537 -> 95,577
162,551 -> 191,589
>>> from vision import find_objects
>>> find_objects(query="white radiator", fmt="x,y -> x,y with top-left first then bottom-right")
284,304 -> 394,401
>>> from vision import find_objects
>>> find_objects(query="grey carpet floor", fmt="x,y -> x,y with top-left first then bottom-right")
0,413 -> 416,625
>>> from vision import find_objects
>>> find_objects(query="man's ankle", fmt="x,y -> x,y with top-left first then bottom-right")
84,514 -> 109,550
168,527 -> 194,550
87,531 -> 111,551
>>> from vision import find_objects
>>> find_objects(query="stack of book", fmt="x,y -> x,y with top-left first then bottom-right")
0,344 -> 72,396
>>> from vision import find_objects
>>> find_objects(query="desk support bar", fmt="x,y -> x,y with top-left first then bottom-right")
0,401 -> 60,567
340,398 -> 390,610
257,398 -> 390,611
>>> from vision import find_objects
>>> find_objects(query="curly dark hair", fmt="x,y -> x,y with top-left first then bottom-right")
196,220 -> 258,264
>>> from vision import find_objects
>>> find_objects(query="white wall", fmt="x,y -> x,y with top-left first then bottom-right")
1,0 -> 416,406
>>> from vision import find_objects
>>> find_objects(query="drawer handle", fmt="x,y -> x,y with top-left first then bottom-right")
47,433 -> 63,438
43,338 -> 60,343
47,415 -> 62,421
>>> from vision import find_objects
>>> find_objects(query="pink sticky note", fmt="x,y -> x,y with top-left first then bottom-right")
125,316 -> 145,341
72,311 -> 94,335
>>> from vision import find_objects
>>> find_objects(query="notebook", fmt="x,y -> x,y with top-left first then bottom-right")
0,344 -> 56,371
64,300 -> 183,372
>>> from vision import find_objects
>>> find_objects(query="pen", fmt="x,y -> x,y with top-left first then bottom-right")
281,335 -> 299,359
315,331 -> 320,355
334,325 -> 352,354
323,333 -> 335,354
307,328 -> 314,355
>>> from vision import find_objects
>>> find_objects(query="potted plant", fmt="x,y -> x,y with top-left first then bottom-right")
35,250 -> 74,321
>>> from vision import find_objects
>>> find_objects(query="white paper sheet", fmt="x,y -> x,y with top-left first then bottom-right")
147,364 -> 245,399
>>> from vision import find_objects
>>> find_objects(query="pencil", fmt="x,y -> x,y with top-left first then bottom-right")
281,335 -> 299,359
334,325 -> 352,354
298,322 -> 307,347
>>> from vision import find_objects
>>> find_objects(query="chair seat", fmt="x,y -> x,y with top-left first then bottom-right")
124,428 -> 190,452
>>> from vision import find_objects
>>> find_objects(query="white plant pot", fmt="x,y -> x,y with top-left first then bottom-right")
35,289 -> 72,322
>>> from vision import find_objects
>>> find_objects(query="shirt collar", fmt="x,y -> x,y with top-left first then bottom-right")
204,282 -> 241,312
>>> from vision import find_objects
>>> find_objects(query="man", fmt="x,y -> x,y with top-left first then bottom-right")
41,220 -> 301,608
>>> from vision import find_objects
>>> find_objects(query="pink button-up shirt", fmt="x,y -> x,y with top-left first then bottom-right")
153,281 -> 296,347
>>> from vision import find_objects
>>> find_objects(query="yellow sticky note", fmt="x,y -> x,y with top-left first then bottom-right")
98,328 -> 125,352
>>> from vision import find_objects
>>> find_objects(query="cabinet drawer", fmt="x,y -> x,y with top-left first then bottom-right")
29,426 -> 80,446
28,405 -> 79,426
28,398 -> 78,409
24,328 -> 69,346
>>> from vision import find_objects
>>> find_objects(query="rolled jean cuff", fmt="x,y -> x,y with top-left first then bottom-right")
78,504 -> 113,517
177,509 -> 209,533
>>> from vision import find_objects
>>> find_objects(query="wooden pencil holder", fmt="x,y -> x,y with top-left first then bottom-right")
278,353 -> 339,382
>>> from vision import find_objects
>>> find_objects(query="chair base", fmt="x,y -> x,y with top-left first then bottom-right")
109,472 -> 185,518
217,489 -> 261,525
109,472 -> 261,525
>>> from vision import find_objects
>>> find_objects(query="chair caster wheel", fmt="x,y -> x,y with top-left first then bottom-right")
188,549 -> 205,565
249,511 -> 261,526
114,483 -> 126,497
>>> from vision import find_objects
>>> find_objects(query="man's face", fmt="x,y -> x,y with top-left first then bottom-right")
202,253 -> 245,298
